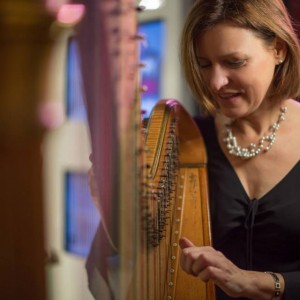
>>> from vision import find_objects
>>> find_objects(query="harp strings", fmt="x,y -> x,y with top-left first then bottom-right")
142,104 -> 180,299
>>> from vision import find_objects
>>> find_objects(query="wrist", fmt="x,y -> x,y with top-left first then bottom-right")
264,272 -> 284,300
244,271 -> 284,300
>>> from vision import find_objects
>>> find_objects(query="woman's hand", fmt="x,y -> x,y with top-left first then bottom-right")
179,237 -> 284,299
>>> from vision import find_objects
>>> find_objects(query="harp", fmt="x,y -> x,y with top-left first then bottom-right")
76,0 -> 215,299
133,99 -> 215,300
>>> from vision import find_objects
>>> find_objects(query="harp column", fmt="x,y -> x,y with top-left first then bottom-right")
0,1 -> 55,299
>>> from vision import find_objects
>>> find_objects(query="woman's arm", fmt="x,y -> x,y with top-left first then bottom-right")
179,237 -> 285,300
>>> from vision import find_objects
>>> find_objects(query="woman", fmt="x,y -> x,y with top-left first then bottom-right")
179,0 -> 300,299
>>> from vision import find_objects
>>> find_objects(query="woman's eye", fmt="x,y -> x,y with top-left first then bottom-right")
197,58 -> 211,69
227,60 -> 247,68
198,62 -> 212,69
198,61 -> 211,69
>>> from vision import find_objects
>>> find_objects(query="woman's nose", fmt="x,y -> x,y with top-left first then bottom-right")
209,67 -> 229,91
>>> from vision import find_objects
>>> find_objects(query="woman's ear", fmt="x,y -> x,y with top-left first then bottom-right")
274,37 -> 287,64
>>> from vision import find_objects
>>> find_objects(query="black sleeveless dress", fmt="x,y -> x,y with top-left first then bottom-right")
194,116 -> 300,300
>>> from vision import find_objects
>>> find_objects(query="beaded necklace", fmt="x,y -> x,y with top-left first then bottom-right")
223,106 -> 287,159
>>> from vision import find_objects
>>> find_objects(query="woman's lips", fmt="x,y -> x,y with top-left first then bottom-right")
217,92 -> 242,102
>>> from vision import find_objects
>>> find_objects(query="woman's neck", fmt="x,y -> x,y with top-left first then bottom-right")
222,100 -> 290,138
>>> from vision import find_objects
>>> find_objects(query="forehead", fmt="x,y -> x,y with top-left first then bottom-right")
197,22 -> 270,57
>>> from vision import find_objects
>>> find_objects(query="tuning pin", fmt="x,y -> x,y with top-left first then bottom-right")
138,62 -> 146,69
140,85 -> 148,93
136,5 -> 146,12
132,33 -> 145,41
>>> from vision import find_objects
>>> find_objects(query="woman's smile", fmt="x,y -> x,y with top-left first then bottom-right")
217,92 -> 243,101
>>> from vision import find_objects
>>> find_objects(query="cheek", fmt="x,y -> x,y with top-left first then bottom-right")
250,59 -> 276,90
237,63 -> 275,97
251,74 -> 274,100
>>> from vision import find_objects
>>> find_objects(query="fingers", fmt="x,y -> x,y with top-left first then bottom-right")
179,238 -> 253,298
179,237 -> 195,249
180,246 -> 198,276
197,265 -> 219,282
180,245 -> 209,276
179,238 -> 226,281
179,240 -> 198,275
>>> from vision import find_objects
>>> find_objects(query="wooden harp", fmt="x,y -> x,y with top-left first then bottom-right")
130,99 -> 215,300
77,0 -> 216,298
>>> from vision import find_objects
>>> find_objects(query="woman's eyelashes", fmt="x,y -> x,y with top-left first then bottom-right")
198,62 -> 212,69
226,59 -> 247,68
197,58 -> 247,69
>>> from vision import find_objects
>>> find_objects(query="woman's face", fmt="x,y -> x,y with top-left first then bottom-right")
197,22 -> 279,119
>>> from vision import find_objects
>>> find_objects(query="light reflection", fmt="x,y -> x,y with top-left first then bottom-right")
139,0 -> 165,10
56,4 -> 85,25
37,101 -> 65,129
45,0 -> 68,14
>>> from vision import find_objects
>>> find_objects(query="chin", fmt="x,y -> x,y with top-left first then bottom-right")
218,101 -> 255,119
219,108 -> 242,120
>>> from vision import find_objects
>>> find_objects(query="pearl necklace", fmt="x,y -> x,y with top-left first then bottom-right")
223,106 -> 287,159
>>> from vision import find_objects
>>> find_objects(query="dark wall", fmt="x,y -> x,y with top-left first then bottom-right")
285,0 -> 300,37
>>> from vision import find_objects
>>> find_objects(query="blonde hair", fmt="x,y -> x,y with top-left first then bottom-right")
180,0 -> 300,114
